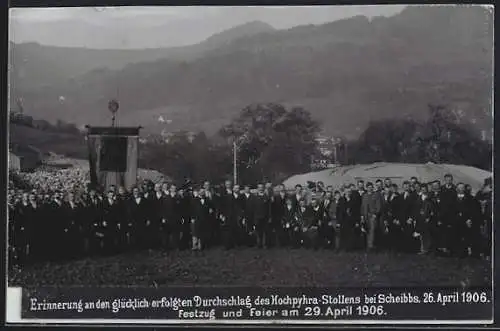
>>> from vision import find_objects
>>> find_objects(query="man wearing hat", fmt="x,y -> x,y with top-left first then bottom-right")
475,177 -> 492,259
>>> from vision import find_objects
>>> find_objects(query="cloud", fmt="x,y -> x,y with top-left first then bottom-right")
9,5 -> 407,48
10,6 -> 223,24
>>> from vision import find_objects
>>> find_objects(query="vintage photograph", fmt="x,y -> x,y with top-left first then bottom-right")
7,4 -> 493,295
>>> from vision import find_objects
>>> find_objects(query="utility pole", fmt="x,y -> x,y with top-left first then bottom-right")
233,141 -> 237,185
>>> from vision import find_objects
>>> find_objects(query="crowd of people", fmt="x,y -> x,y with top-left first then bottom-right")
10,168 -> 90,195
8,173 -> 492,268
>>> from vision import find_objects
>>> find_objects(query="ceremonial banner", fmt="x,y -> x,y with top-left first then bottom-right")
86,126 -> 141,191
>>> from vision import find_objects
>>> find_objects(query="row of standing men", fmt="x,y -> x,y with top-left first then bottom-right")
8,175 -> 492,266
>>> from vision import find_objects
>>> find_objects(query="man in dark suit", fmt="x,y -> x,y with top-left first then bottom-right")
265,182 -> 274,198
476,177 -> 492,259
344,184 -> 363,250
230,185 -> 246,248
292,184 -> 304,211
400,181 -> 418,253
115,187 -> 130,252
85,188 -> 103,255
387,184 -> 404,252
102,190 -> 120,255
190,188 -> 214,251
308,198 -> 326,248
272,184 -> 288,247
218,180 -> 232,247
8,192 -> 17,266
414,186 -> 435,255
163,184 -> 181,250
241,185 -> 254,246
219,181 -> 237,249
177,188 -> 192,250
61,192 -> 84,259
128,186 -> 149,250
151,183 -> 165,249
455,183 -> 481,257
327,190 -> 347,251
281,198 -> 298,247
141,182 -> 155,229
427,180 -> 442,254
356,180 -> 366,197
361,182 -> 382,252
410,176 -> 419,190
49,191 -> 65,260
15,193 -> 35,265
202,181 -> 220,247
439,174 -> 457,255
253,184 -> 271,249
378,186 -> 393,251
296,199 -> 320,249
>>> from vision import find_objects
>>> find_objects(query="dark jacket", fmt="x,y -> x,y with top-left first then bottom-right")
190,197 -> 213,237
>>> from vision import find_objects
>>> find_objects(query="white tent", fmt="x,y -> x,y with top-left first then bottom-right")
283,162 -> 491,193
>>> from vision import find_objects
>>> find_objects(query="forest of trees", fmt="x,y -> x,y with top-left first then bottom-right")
345,104 -> 492,171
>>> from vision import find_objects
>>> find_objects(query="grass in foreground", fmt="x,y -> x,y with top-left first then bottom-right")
8,248 -> 491,287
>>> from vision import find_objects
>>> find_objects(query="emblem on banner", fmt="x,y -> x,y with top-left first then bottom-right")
108,99 -> 119,114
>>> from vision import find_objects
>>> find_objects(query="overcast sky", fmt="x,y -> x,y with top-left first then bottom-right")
9,6 -> 407,49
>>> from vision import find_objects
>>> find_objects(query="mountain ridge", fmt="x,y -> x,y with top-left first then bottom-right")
9,5 -> 493,139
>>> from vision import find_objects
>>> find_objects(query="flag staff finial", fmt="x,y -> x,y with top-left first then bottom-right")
108,99 -> 119,127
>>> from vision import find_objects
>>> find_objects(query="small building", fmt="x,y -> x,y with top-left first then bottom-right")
9,144 -> 43,172
9,152 -> 21,171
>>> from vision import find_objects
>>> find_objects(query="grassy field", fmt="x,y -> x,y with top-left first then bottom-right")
8,248 -> 491,288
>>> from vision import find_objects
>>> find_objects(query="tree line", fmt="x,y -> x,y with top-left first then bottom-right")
11,102 -> 492,184
141,103 -> 492,185
344,104 -> 492,171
